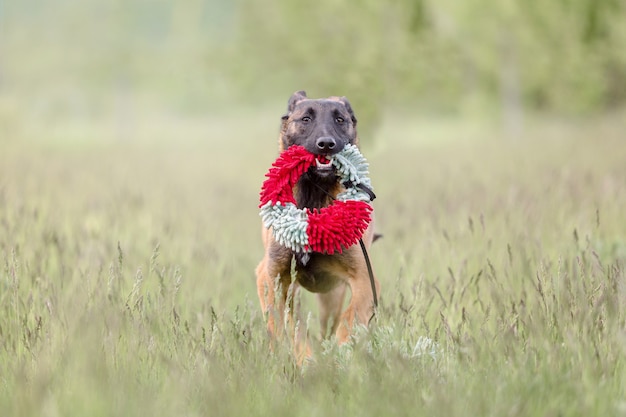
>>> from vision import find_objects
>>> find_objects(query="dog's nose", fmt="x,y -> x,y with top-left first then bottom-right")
315,136 -> 337,153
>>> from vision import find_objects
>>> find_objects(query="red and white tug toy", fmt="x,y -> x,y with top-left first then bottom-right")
259,144 -> 374,254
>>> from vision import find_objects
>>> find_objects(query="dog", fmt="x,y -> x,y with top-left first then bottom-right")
255,91 -> 379,359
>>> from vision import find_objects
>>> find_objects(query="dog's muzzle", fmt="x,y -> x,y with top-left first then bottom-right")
315,158 -> 332,170
313,155 -> 334,177
315,136 -> 337,153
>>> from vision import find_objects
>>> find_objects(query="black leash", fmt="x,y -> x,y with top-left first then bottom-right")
359,238 -> 378,325
305,174 -> 379,316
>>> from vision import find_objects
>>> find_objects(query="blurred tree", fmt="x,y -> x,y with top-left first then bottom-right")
580,0 -> 626,107
407,0 -> 431,33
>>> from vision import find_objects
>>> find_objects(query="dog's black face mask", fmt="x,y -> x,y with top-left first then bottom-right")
280,91 -> 358,179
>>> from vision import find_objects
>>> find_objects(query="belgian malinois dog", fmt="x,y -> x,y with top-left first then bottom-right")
255,91 -> 379,359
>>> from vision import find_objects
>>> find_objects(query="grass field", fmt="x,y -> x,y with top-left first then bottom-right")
1,106 -> 625,416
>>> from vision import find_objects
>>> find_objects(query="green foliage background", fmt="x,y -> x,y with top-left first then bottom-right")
2,0 -> 625,137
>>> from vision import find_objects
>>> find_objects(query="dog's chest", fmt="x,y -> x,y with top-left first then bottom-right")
294,173 -> 341,209
294,252 -> 354,293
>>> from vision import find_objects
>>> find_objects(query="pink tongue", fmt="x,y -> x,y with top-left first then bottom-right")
317,156 -> 330,164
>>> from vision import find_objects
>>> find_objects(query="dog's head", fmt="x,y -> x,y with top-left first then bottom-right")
279,90 -> 358,178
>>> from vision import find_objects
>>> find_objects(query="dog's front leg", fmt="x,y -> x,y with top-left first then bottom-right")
317,283 -> 348,339
256,258 -> 312,363
335,270 -> 380,344
256,259 -> 290,339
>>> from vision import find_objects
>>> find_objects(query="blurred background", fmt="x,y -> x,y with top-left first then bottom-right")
1,0 -> 625,144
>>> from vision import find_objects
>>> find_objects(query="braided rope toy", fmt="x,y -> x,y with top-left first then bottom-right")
259,144 -> 374,254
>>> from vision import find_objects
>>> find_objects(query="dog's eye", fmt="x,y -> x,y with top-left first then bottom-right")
301,116 -> 311,123
335,117 -> 345,124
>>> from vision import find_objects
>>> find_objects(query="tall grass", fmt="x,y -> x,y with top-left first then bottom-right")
1,108 -> 625,416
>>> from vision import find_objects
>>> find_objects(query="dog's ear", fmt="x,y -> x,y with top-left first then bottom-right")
282,90 -> 307,120
337,96 -> 357,127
